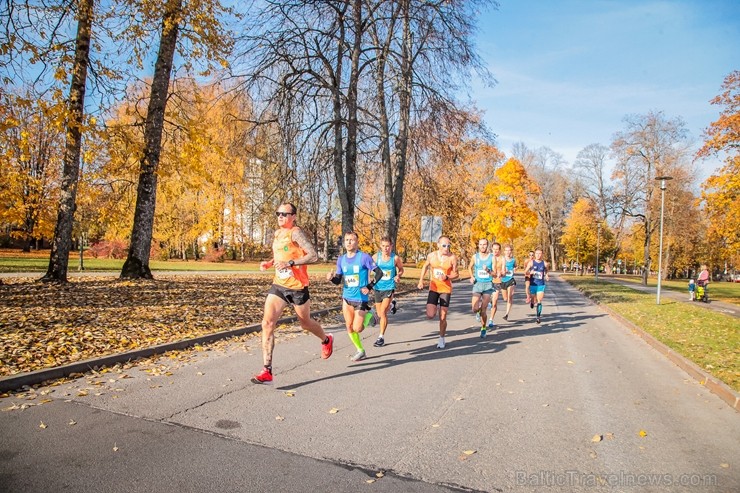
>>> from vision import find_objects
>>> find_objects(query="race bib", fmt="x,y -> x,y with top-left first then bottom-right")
344,274 -> 360,287
533,271 -> 543,280
477,269 -> 491,279
505,269 -> 514,277
382,269 -> 392,281
433,268 -> 446,280
276,267 -> 294,280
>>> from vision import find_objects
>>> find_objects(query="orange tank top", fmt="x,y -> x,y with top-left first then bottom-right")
272,227 -> 310,289
429,252 -> 453,294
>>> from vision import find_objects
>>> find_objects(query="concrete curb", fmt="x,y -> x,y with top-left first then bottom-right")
585,294 -> 740,412
0,306 -> 338,393
0,287 -> 425,393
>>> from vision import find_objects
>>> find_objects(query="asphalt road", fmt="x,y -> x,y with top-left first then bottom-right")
1,275 -> 738,492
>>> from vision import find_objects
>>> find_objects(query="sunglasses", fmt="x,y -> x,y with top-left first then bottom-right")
275,211 -> 294,217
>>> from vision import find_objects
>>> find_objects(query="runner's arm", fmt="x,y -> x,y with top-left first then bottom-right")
290,227 -> 319,265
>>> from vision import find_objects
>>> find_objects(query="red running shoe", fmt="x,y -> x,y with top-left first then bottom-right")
251,367 -> 273,385
321,334 -> 334,359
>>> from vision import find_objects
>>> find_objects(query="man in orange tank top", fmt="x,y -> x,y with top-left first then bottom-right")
417,236 -> 460,349
251,203 -> 334,384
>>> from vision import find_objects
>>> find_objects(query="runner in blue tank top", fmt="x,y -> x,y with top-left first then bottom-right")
525,246 -> 549,324
500,245 -> 517,321
468,238 -> 494,338
327,231 -> 383,361
372,237 -> 405,347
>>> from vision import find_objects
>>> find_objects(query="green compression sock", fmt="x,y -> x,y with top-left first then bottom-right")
536,303 -> 542,317
349,331 -> 364,351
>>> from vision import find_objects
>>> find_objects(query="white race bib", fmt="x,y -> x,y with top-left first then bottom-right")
505,269 -> 513,277
477,269 -> 491,279
276,267 -> 294,279
434,268 -> 446,280
344,274 -> 360,287
382,269 -> 392,281
533,271 -> 543,280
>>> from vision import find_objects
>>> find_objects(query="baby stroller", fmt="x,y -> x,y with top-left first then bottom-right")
695,280 -> 709,303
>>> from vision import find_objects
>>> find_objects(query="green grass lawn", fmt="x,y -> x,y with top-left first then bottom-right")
565,277 -> 740,392
605,275 -> 740,305
0,254 -> 424,280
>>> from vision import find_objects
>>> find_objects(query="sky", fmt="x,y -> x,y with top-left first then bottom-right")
471,0 -> 739,180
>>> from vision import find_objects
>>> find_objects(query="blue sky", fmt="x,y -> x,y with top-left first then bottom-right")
472,0 -> 739,179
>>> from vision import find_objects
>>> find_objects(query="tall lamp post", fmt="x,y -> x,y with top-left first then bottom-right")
655,176 -> 673,304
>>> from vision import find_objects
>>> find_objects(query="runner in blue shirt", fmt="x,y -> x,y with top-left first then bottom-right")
468,238 -> 494,338
525,246 -> 549,324
500,244 -> 517,321
372,237 -> 405,347
328,231 -> 383,361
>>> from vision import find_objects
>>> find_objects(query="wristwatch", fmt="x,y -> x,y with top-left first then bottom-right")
288,260 -> 295,267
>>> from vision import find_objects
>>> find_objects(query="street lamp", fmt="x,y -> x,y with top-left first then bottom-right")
655,175 -> 673,304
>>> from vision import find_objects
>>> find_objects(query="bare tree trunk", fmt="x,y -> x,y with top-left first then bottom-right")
41,0 -> 93,283
120,0 -> 182,279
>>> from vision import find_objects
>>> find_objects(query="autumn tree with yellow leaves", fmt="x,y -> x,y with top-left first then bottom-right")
698,70 -> 740,271
472,157 -> 539,248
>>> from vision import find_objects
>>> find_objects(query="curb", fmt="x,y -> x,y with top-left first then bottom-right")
594,298 -> 740,412
0,287 -> 425,393
0,306 -> 339,393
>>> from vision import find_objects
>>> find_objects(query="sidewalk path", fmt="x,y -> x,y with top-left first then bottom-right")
598,275 -> 739,319
1,275 -> 738,492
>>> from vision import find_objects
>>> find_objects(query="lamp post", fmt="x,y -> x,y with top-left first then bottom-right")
655,175 -> 673,304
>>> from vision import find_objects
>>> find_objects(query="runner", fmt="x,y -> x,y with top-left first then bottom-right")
523,250 -> 535,305
372,237 -> 405,347
525,247 -> 549,324
487,242 -> 505,329
327,231 -> 384,361
418,236 -> 460,349
500,244 -> 517,321
468,237 -> 494,338
252,203 -> 334,385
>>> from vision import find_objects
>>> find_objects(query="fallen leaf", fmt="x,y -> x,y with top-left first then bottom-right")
39,421 -> 47,429
113,443 -> 119,452
591,434 -> 602,442
567,360 -> 575,365
329,407 -> 339,414
365,479 -> 375,484
431,424 -> 440,428
375,471 -> 385,478
284,391 -> 296,397
463,450 -> 477,455
68,419 -> 76,426
77,390 -> 88,397
720,463 -> 729,468
275,416 -> 284,421
605,432 -> 615,440
639,430 -> 648,438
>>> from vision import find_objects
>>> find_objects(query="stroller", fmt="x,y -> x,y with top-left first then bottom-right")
695,280 -> 709,303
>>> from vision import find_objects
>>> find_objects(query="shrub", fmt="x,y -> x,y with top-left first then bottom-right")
88,240 -> 128,259
204,246 -> 225,263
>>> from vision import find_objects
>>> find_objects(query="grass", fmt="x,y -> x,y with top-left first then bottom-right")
565,277 -> 740,392
603,274 -> 740,305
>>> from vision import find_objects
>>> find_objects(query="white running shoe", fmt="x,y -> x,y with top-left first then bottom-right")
436,337 -> 446,349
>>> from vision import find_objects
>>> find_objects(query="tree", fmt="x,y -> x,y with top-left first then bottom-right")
698,70 -> 740,270
610,111 -> 691,285
561,198 -> 614,273
121,0 -> 234,278
0,92 -> 63,251
473,157 -> 539,246
41,0 -> 94,283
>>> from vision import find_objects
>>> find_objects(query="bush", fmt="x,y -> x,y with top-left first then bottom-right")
204,246 -> 225,263
88,240 -> 128,259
